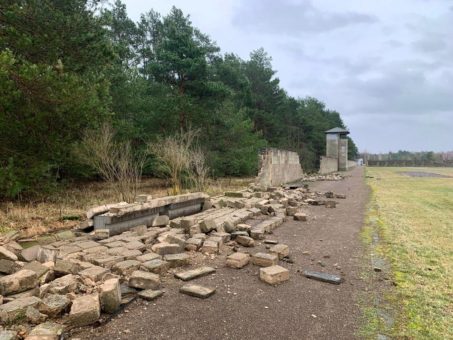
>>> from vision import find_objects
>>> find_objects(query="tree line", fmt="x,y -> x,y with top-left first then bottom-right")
0,0 -> 358,199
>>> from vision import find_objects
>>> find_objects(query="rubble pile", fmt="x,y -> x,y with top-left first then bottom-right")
0,185 -> 346,339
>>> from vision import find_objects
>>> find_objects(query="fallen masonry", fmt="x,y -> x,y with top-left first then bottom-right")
303,270 -> 343,284
0,182 -> 349,338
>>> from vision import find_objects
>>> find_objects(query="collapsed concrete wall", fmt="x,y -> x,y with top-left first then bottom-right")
255,148 -> 303,189
319,156 -> 338,174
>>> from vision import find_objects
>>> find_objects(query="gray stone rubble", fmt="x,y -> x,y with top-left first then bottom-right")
0,183 -> 346,338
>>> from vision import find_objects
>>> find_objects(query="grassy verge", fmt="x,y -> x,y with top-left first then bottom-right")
0,177 -> 253,238
363,167 -> 453,339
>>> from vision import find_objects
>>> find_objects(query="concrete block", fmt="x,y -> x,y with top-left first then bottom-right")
129,271 -> 160,290
236,235 -> 255,247
0,269 -> 38,296
140,259 -> 169,274
226,252 -> 250,269
112,260 -> 141,276
294,213 -> 307,221
151,243 -> 182,255
179,284 -> 215,298
100,278 -> 121,313
259,265 -> 289,285
174,267 -> 215,281
69,294 -> 100,327
269,244 -> 289,259
39,294 -> 71,317
137,289 -> 164,301
163,253 -> 190,268
252,253 -> 278,267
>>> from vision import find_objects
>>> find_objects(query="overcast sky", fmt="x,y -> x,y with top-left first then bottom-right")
122,0 -> 453,153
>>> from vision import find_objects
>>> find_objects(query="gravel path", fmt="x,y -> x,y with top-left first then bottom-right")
71,167 -> 369,340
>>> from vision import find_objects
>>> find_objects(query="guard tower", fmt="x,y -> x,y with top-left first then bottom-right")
325,127 -> 349,171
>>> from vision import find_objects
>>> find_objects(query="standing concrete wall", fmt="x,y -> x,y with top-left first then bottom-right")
338,138 -> 348,171
255,148 -> 303,189
319,156 -> 338,174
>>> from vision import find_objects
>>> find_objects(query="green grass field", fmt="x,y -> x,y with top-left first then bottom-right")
364,167 -> 453,339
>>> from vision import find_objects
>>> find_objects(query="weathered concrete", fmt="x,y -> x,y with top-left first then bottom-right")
303,270 -> 343,284
255,148 -> 303,189
174,267 -> 215,281
259,265 -> 289,285
179,284 -> 215,299
69,294 -> 100,327
226,252 -> 250,269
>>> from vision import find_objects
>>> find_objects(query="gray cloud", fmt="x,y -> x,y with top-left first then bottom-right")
232,0 -> 377,34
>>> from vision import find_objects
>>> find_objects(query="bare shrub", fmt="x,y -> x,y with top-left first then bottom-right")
190,148 -> 209,191
76,124 -> 146,202
149,129 -> 209,195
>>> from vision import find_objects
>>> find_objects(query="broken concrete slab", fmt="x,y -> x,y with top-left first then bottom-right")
48,274 -> 78,294
0,296 -> 42,323
269,244 -> 289,259
112,260 -> 141,276
137,289 -> 164,301
0,269 -> 38,296
259,265 -> 289,285
163,253 -> 190,268
136,252 -> 161,263
252,253 -> 278,267
100,278 -> 121,313
236,235 -> 255,247
226,252 -> 250,269
69,294 -> 100,327
140,259 -> 169,274
26,321 -> 64,340
129,271 -> 160,290
174,266 -> 215,281
179,284 -> 215,299
0,246 -> 18,261
303,270 -> 343,284
39,294 -> 71,317
151,243 -> 182,255
79,266 -> 109,282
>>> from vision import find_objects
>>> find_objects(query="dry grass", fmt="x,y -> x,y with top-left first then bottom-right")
365,167 -> 453,339
0,177 -> 253,238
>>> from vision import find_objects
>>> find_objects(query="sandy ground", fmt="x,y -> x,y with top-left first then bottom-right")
71,167 -> 369,340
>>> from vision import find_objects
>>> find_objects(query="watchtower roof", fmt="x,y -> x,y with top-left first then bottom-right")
325,127 -> 349,135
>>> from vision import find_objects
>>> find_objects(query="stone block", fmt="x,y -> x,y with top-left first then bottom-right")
137,289 -> 164,301
303,270 -> 343,284
48,274 -> 78,294
131,225 -> 147,235
106,247 -> 128,256
163,253 -> 190,268
236,235 -> 255,247
0,259 -> 21,274
69,294 -> 100,327
0,296 -> 42,323
226,252 -> 250,269
136,252 -> 161,263
54,259 -> 82,275
325,201 -> 337,208
210,232 -> 231,243
20,245 -> 41,262
236,224 -> 252,233
269,244 -> 289,259
199,219 -> 217,233
76,241 -> 100,250
250,227 -> 265,240
151,243 -> 182,255
39,294 -> 71,317
22,261 -> 49,279
179,284 -> 215,299
259,265 -> 289,285
112,260 -> 141,276
79,266 -> 109,282
122,249 -> 143,260
166,234 -> 186,248
294,213 -> 307,221
129,271 -> 160,290
140,259 -> 169,274
0,246 -> 18,261
174,266 -> 215,281
0,269 -> 38,296
25,322 -> 64,340
36,248 -> 57,263
286,207 -> 298,216
252,253 -> 278,267
100,278 -> 121,313
201,240 -> 219,254
124,241 -> 146,251
83,245 -> 109,254
185,238 -> 203,251
25,305 -> 47,324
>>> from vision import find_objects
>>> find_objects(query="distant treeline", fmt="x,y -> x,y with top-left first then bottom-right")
0,0 -> 357,199
362,151 -> 453,167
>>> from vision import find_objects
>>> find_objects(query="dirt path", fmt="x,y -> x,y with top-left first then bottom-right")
72,167 -> 369,340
